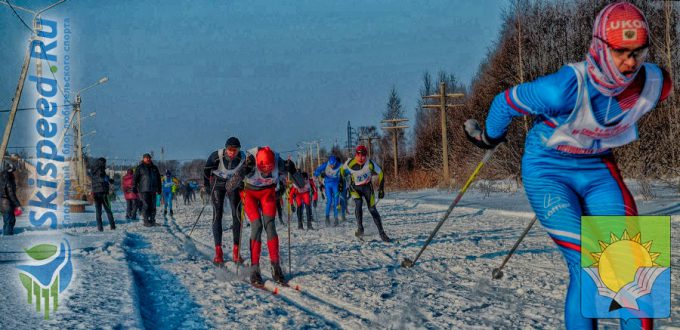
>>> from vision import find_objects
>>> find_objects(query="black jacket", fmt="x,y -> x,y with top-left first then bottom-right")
204,149 -> 245,190
134,162 -> 162,193
0,170 -> 20,212
89,158 -> 112,194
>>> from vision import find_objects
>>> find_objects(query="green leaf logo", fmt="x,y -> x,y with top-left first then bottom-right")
24,244 -> 57,261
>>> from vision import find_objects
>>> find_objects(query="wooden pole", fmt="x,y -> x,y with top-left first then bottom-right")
0,42 -> 32,165
439,82 -> 449,184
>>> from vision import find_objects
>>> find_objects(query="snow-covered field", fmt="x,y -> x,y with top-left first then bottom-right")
1,181 -> 679,329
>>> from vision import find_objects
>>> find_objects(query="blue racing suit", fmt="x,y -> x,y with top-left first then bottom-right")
484,62 -> 668,330
162,176 -> 176,211
314,161 -> 343,219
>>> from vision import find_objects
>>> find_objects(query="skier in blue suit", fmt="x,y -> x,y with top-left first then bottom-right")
464,3 -> 671,330
314,155 -> 344,226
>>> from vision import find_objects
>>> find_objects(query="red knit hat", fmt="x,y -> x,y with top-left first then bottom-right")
256,146 -> 275,173
597,2 -> 648,49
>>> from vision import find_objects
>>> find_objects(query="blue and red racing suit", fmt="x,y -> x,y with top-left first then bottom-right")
484,61 -> 672,330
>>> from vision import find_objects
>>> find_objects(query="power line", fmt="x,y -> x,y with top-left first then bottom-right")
0,104 -> 73,113
5,0 -> 33,32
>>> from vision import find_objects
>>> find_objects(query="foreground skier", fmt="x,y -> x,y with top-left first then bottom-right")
204,137 -> 246,264
341,145 -> 391,242
464,3 -> 672,329
227,146 -> 302,285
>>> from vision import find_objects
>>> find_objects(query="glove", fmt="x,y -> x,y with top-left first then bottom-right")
378,189 -> 384,199
14,207 -> 23,216
291,205 -> 296,213
313,200 -> 317,208
284,159 -> 296,173
464,119 -> 506,149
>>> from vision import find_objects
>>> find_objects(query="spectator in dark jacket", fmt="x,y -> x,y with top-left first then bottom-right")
89,157 -> 115,231
1,163 -> 22,235
122,168 -> 139,220
134,153 -> 161,226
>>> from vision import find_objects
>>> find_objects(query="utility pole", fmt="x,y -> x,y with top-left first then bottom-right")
315,141 -> 321,168
422,82 -> 464,185
358,135 -> 379,158
0,0 -> 66,165
381,118 -> 409,179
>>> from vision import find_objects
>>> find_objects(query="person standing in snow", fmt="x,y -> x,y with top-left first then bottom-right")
1,163 -> 22,235
183,181 -> 193,206
89,157 -> 116,231
226,146 -> 303,285
314,155 -> 344,226
289,172 -> 318,230
135,153 -> 162,227
464,3 -> 671,329
122,168 -> 139,220
341,145 -> 391,242
204,137 -> 246,264
161,170 -> 177,217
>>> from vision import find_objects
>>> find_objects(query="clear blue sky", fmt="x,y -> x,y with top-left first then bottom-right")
1,0 -> 505,163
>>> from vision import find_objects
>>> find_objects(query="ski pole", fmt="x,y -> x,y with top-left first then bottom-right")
492,216 -> 537,280
188,177 -> 217,237
286,173 -> 292,276
401,147 -> 499,268
237,191 -> 246,277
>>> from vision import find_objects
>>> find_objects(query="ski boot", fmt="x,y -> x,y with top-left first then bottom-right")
379,232 -> 392,243
334,217 -> 339,227
163,209 -> 168,216
298,221 -> 304,230
250,266 -> 264,286
307,221 -> 314,230
213,245 -> 224,264
233,245 -> 244,264
325,217 -> 330,226
341,213 -> 346,222
355,227 -> 364,238
170,209 -> 174,217
271,263 -> 287,285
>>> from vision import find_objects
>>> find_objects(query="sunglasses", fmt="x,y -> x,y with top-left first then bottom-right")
595,36 -> 649,62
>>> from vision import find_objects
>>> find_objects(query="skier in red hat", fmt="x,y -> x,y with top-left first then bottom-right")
227,146 -> 303,285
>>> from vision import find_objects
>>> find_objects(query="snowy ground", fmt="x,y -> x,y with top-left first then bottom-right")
1,181 -> 679,329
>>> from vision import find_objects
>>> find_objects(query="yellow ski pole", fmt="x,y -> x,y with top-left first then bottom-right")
402,147 -> 499,268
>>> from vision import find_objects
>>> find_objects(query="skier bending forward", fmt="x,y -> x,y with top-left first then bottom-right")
227,146 -> 303,285
464,3 -> 672,329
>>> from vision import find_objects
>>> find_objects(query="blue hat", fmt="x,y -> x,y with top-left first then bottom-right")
328,155 -> 337,166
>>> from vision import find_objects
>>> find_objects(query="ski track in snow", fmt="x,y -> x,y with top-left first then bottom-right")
1,181 -> 679,329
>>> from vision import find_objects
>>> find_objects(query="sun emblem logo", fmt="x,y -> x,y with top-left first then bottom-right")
584,230 -> 667,311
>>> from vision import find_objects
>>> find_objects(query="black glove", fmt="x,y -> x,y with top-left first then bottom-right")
464,119 -> 506,149
284,159 -> 296,173
378,189 -> 384,199
245,156 -> 255,168
313,200 -> 317,208
291,205 -> 296,212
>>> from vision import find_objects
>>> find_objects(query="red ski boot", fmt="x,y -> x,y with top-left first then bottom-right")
213,245 -> 224,265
